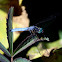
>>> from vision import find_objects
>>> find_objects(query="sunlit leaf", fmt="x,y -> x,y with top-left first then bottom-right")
27,46 -> 43,60
0,8 -> 9,54
19,0 -> 23,6
13,6 -> 30,42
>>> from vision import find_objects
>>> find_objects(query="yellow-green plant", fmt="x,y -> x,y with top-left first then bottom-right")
0,7 -> 34,62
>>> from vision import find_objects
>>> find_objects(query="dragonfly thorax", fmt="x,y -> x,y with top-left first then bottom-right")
34,26 -> 43,33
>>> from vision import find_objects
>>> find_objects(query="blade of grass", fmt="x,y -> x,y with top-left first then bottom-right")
0,42 -> 11,57
13,35 -> 39,57
0,53 -> 10,62
6,7 -> 14,55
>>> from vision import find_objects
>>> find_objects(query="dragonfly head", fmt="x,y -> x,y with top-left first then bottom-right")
38,28 -> 43,33
34,26 -> 43,33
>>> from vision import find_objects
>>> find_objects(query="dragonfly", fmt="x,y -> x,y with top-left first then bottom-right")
11,15 -> 56,34
11,15 -> 56,57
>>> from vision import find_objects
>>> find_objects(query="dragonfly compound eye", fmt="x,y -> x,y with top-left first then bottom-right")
38,28 -> 43,33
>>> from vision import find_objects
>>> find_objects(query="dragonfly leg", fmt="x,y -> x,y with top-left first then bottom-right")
29,30 -> 32,34
29,30 -> 35,35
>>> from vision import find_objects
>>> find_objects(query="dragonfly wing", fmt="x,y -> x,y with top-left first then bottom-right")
11,28 -> 28,32
40,20 -> 55,29
34,15 -> 56,30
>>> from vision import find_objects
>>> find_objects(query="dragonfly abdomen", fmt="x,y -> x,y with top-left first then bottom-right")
11,28 -> 28,32
11,26 -> 35,32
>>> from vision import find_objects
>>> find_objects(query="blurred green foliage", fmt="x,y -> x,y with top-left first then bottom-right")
27,30 -> 62,60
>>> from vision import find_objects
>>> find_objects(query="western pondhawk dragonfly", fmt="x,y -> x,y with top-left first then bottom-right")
11,15 -> 56,34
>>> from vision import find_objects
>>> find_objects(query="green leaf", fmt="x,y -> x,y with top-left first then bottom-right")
13,57 -> 31,62
27,31 -> 62,60
13,35 -> 39,57
0,42 -> 11,57
0,6 -> 9,54
0,53 -> 10,62
6,7 -> 14,55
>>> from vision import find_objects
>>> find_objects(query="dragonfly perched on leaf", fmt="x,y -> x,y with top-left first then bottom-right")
11,14 -> 57,58
11,15 -> 56,51
11,15 -> 56,35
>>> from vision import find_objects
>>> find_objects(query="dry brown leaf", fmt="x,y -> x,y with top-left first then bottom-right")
13,6 -> 30,41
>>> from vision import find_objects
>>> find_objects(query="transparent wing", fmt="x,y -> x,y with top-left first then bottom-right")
34,15 -> 57,33
35,15 -> 56,26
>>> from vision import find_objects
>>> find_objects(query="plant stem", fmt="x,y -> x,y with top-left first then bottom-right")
11,56 -> 13,62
